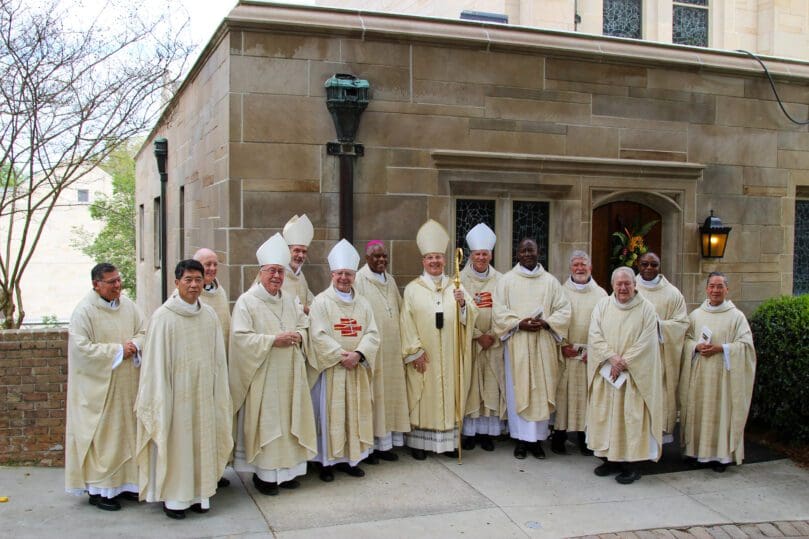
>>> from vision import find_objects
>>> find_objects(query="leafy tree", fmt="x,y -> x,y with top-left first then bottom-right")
0,0 -> 193,327
72,141 -> 138,299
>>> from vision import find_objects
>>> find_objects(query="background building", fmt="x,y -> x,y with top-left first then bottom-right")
134,1 -> 809,316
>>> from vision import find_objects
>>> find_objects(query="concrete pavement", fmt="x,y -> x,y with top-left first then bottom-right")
2,444 -> 808,538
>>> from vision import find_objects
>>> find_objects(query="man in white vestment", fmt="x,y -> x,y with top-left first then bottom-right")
136,260 -> 233,519
401,219 -> 478,460
282,214 -> 315,314
460,223 -> 505,452
193,247 -> 231,346
635,252 -> 688,443
552,251 -> 606,456
353,240 -> 410,463
587,267 -> 663,485
65,263 -> 145,511
679,272 -> 756,472
229,233 -> 317,495
493,238 -> 571,460
309,240 -> 380,481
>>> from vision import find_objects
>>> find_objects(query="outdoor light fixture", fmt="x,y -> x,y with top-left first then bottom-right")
700,210 -> 732,258
325,74 -> 370,243
154,137 -> 168,301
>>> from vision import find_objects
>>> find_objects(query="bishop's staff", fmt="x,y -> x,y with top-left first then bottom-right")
453,247 -> 465,464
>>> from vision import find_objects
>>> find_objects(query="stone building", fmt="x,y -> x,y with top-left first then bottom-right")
135,1 -> 809,317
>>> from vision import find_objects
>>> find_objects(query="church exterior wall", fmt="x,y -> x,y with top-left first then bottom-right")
135,3 -> 809,317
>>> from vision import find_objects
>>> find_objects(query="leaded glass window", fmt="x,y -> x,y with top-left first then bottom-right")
673,0 -> 709,47
603,0 -> 642,39
455,199 -> 496,263
794,200 -> 809,295
512,201 -> 549,269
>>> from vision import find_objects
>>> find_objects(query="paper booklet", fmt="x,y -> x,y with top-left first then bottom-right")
692,325 -> 712,361
600,363 -> 627,389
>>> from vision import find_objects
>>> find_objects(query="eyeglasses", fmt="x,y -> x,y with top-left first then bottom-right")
97,277 -> 122,285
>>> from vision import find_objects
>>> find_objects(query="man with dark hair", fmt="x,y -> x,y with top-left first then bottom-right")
136,259 -> 233,519
66,263 -> 145,511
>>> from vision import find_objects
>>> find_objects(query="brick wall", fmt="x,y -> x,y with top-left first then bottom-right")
0,328 -> 67,466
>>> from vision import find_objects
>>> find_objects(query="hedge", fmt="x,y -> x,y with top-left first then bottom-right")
749,294 -> 809,443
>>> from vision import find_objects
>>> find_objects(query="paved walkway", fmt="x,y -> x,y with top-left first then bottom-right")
2,445 -> 808,538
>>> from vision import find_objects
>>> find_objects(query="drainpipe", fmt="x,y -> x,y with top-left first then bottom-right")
154,137 -> 168,302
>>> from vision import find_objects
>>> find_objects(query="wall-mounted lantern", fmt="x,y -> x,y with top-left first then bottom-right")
700,210 -> 732,258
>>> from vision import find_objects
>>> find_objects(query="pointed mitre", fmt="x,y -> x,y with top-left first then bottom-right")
256,233 -> 291,267
416,219 -> 449,255
282,214 -> 314,246
465,223 -> 496,251
327,239 -> 360,271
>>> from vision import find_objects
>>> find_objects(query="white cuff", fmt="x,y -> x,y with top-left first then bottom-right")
404,350 -> 424,364
112,345 -> 124,370
722,344 -> 731,371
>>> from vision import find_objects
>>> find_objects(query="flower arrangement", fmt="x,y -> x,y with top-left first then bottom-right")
610,218 -> 659,270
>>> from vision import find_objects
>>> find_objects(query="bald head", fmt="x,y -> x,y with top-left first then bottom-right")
193,248 -> 219,285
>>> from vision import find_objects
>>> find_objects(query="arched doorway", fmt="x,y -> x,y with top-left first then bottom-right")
592,201 -> 662,292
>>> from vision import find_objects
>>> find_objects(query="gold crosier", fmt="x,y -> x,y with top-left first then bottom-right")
453,247 -> 466,464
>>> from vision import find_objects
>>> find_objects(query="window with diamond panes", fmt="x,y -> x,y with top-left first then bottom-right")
603,0 -> 642,39
794,200 -> 809,295
511,201 -> 549,269
673,0 -> 708,47
455,199 -> 496,265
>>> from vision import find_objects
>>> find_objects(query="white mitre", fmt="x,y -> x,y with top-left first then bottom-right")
465,223 -> 496,251
256,233 -> 291,267
282,214 -> 314,247
327,239 -> 360,271
417,219 -> 450,255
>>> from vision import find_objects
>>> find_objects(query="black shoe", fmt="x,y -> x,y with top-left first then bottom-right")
335,463 -> 365,477
364,452 -> 379,465
280,479 -> 300,489
252,473 -> 279,495
479,436 -> 495,452
443,450 -> 459,459
89,494 -> 121,511
319,466 -> 334,482
461,436 -> 475,451
594,461 -> 620,477
711,462 -> 728,473
411,448 -> 427,461
189,503 -> 209,514
551,431 -> 568,455
376,450 -> 399,461
530,441 -> 546,459
615,468 -> 641,484
577,432 -> 593,456
115,491 -> 139,502
217,477 -> 230,488
163,504 -> 186,520
514,442 -> 527,459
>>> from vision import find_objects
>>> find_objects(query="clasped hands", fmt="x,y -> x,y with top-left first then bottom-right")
274,331 -> 302,348
122,341 -> 138,359
607,354 -> 627,381
695,342 -> 723,357
561,344 -> 587,363
518,317 -> 548,332
340,350 -> 363,369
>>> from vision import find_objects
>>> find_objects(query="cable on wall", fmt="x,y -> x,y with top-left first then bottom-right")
736,49 -> 809,126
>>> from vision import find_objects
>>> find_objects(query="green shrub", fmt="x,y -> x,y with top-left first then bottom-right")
749,294 -> 809,443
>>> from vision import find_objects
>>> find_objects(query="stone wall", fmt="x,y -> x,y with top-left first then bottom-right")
135,4 -> 809,317
0,329 -> 67,467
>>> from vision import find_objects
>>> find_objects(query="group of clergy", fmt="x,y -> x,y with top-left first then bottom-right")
64,213 -> 756,519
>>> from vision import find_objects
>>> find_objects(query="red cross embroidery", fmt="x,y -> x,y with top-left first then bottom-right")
334,317 -> 362,337
474,291 -> 493,308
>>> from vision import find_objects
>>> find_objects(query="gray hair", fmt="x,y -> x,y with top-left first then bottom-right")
707,271 -> 729,286
569,250 -> 591,266
611,266 -> 635,284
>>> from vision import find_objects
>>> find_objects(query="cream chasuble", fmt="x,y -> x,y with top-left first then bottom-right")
309,286 -> 379,464
229,284 -> 317,480
135,294 -> 233,508
460,263 -> 506,434
282,267 -> 315,311
679,300 -> 756,465
636,275 -> 689,435
557,278 -> 607,432
587,293 -> 663,462
200,280 -> 231,347
400,275 -> 478,452
492,265 -> 571,426
66,291 -> 145,497
354,264 -> 411,446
